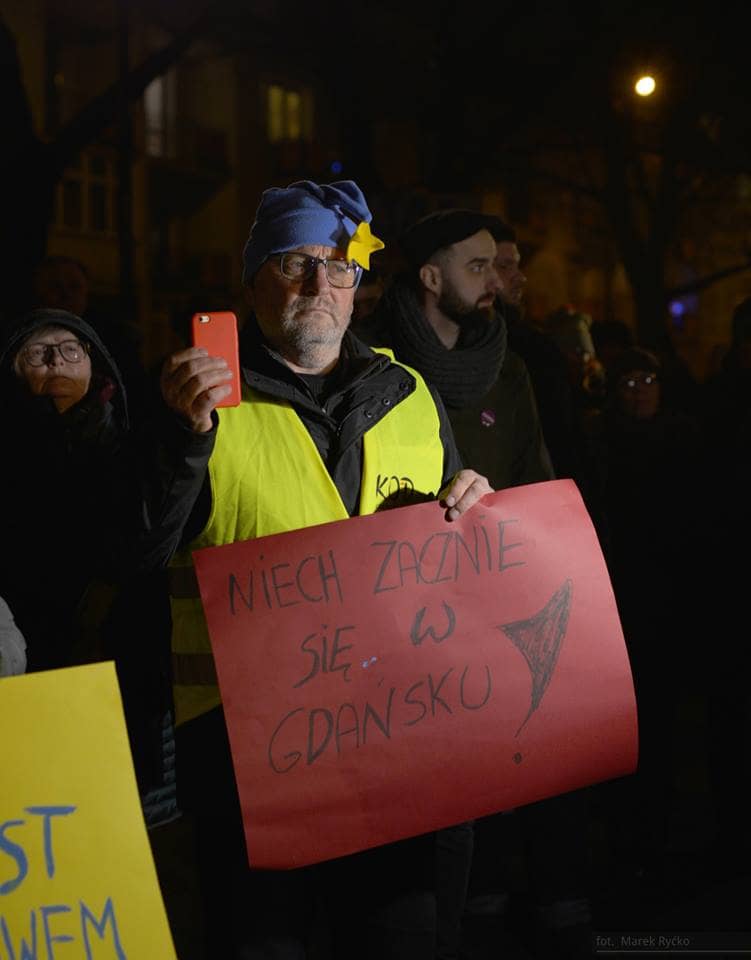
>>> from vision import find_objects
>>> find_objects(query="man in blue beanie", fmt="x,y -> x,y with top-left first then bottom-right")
142,180 -> 492,958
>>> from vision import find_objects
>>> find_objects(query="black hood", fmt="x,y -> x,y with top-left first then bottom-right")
0,308 -> 129,429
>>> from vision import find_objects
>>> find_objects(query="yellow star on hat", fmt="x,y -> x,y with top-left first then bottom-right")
346,221 -> 385,270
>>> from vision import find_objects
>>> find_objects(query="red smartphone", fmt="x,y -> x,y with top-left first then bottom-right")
191,311 -> 241,407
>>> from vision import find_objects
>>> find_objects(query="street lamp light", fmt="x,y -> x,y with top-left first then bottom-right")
634,75 -> 656,97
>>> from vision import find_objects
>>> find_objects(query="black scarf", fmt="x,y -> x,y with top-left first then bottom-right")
373,278 -> 507,409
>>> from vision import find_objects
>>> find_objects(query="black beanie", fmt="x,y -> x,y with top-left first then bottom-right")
400,209 -> 502,269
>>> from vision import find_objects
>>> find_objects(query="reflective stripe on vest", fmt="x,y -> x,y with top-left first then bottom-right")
170,353 -> 444,726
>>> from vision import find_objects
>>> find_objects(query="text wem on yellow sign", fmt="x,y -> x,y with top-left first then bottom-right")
0,662 -> 176,959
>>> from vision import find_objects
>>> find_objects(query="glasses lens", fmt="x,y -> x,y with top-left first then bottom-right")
59,340 -> 85,362
325,260 -> 359,288
621,373 -> 658,389
24,345 -> 47,366
280,254 -> 312,280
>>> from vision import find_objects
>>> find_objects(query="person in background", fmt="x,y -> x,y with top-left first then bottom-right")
30,255 -> 147,419
583,346 -> 704,880
491,220 -> 593,492
0,307 -> 175,821
351,266 -> 384,326
545,305 -> 607,415
0,308 -> 128,671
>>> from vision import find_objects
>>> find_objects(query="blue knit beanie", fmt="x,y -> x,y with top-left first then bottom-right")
241,180 -> 383,284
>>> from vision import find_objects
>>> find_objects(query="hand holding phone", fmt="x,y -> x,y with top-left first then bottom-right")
190,311 -> 242,408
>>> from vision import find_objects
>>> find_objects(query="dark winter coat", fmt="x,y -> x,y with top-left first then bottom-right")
137,318 -> 463,565
0,308 -> 172,792
355,281 -> 554,491
0,308 -> 129,669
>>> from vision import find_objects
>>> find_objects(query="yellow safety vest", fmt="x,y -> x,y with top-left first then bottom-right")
170,354 -> 445,726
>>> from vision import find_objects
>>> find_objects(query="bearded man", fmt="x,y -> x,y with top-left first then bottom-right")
357,209 -> 553,490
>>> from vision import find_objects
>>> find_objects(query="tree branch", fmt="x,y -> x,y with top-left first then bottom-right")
667,258 -> 751,298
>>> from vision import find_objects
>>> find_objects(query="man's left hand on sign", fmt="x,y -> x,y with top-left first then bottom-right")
441,469 -> 493,521
160,347 -> 234,433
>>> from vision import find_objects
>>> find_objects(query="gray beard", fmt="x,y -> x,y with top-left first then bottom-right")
277,299 -> 350,368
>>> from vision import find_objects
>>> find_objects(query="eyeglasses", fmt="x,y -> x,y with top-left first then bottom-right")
22,340 -> 89,367
619,373 -> 658,389
274,253 -> 362,289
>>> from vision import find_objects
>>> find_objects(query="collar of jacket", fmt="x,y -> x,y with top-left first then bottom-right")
238,317 -> 415,420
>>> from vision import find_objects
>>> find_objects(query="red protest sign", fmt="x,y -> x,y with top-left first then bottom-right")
192,479 -> 637,869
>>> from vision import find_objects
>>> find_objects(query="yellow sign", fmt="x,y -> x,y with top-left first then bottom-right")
0,662 -> 176,958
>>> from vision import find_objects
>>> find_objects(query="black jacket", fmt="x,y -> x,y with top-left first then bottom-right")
354,283 -> 554,491
139,319 -> 462,567
0,309 -> 131,669
0,309 -> 173,790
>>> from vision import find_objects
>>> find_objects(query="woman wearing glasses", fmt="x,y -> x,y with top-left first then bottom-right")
0,307 -> 129,672
584,346 -> 705,881
0,307 -> 176,820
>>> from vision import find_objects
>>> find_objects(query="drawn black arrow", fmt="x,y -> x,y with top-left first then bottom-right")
499,579 -> 572,735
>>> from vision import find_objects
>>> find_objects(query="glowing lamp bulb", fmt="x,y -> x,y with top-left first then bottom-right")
635,75 -> 656,97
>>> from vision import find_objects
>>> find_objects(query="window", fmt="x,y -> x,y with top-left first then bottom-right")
144,72 -> 177,158
54,152 -> 117,235
266,84 -> 313,143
